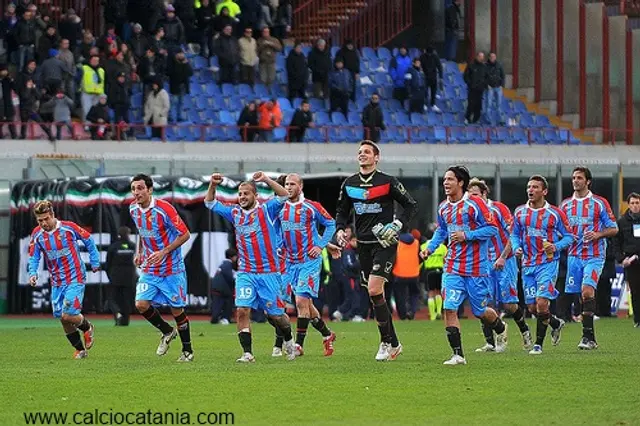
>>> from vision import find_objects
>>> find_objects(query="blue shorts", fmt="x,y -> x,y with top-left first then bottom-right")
286,258 -> 322,299
565,256 -> 604,294
136,272 -> 188,308
442,273 -> 492,317
236,272 -> 285,316
51,283 -> 85,318
522,261 -> 560,305
490,257 -> 520,305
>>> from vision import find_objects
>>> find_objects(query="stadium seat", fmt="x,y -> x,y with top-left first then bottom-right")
277,98 -> 293,111
314,111 -> 331,126
377,47 -> 392,60
330,46 -> 340,57
410,113 -> 427,126
238,84 -> 253,96
305,127 -> 324,143
310,98 -> 326,111
219,111 -> 235,125
221,83 -> 235,96
273,127 -> 287,142
131,93 -> 142,109
254,83 -> 269,98
331,112 -> 348,125
347,112 -> 361,125
361,47 -> 377,61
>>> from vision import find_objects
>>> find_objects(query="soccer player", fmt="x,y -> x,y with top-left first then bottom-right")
511,175 -> 574,355
467,179 -> 532,352
421,166 -> 508,365
560,166 -> 618,350
205,171 -> 297,362
130,174 -> 194,362
280,173 -> 337,356
27,200 -> 100,359
335,140 -> 418,361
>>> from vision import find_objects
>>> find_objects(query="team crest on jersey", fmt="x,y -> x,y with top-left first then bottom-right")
384,262 -> 393,274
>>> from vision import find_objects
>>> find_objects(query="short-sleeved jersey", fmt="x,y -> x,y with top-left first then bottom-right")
130,198 -> 189,277
335,170 -> 417,243
560,192 -> 617,259
511,201 -> 574,267
206,197 -> 286,274
279,195 -> 336,264
488,200 -> 513,261
28,220 -> 100,286
427,194 -> 497,277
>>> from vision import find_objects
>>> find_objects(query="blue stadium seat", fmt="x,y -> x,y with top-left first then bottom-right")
410,113 -> 426,125
328,127 -> 347,142
221,83 -> 235,96
315,111 -> 331,126
195,96 -> 208,111
347,111 -> 361,125
330,46 -> 340,57
387,99 -> 403,112
426,112 -> 443,126
377,47 -> 392,61
284,46 -> 293,56
331,112 -> 348,125
219,111 -> 235,125
305,127 -> 324,143
302,46 -> 311,56
205,84 -> 221,97
276,55 -> 286,71
292,98 -> 303,109
205,127 -> 226,141
273,127 -> 287,142
165,126 -> 182,142
511,127 -> 527,144
130,108 -> 143,123
361,47 -> 377,61
535,115 -> 551,127
310,98 -> 325,111
254,83 -> 269,98
238,84 -> 253,96
282,110 -> 294,124
519,114 -> 534,127
277,98 -> 293,111
193,56 -> 208,70
131,93 -> 142,109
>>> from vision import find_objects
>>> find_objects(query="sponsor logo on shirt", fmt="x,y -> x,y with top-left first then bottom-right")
353,202 -> 382,215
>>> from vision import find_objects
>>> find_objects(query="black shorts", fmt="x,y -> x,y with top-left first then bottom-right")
426,269 -> 443,291
358,242 -> 397,284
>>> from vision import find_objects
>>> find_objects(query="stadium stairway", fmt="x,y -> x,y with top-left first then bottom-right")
291,1 -> 369,43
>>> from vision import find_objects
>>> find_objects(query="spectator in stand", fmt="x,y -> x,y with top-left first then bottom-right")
257,0 -> 273,33
213,6 -> 237,37
77,31 -> 96,64
168,50 -> 193,122
80,55 -> 105,122
257,98 -> 282,142
17,59 -> 37,91
238,27 -> 257,86
272,0 -> 292,42
105,50 -> 130,93
405,57 -> 426,114
308,38 -> 331,99
42,87 -> 75,140
86,94 -> 111,140
139,47 -> 164,96
239,0 -> 260,36
15,9 -> 37,70
213,24 -> 239,84
58,9 -> 82,52
286,42 -> 307,102
174,0 -> 197,43
36,24 -> 58,63
361,92 -> 385,143
120,43 -> 137,76
18,77 -> 54,141
2,4 -> 19,63
159,5 -> 186,54
419,45 -> 443,113
463,51 -> 487,124
611,193 -> 640,328
329,58 -> 351,116
98,24 -> 123,56
108,72 -> 132,139
195,0 -> 215,57
484,52 -> 505,125
335,39 -> 359,102
149,28 -> 169,64
103,0 -> 130,41
216,0 -> 241,17
210,248 -> 237,325
57,39 -> 76,97
237,100 -> 258,142
444,0 -> 461,61
129,24 -> 149,61
15,0 -> 32,19
288,99 -> 313,142
389,46 -> 411,106
257,27 -> 282,88
37,49 -> 71,95
0,65 -> 17,139
143,78 -> 169,138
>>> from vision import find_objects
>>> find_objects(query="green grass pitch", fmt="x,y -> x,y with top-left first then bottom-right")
1,317 -> 639,425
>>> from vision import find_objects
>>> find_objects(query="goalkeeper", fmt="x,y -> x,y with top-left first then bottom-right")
334,140 -> 417,361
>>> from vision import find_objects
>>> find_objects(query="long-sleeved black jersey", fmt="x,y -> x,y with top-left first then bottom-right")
335,170 -> 418,243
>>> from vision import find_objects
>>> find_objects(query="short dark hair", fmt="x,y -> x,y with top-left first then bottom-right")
572,166 -> 593,188
275,174 -> 287,186
239,181 -> 257,193
359,140 -> 380,156
117,226 -> 130,239
225,248 -> 238,259
131,173 -> 153,188
627,192 -> 640,203
529,174 -> 548,190
446,165 -> 471,192
301,99 -> 309,105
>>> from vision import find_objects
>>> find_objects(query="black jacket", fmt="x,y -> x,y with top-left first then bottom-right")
611,210 -> 640,263
105,237 -> 137,287
336,170 -> 417,243
362,102 -> 385,130
168,58 -> 193,95
196,4 -> 214,32
308,46 -> 332,82
37,33 -> 59,62
486,60 -> 505,88
14,18 -> 36,46
335,45 -> 360,74
419,48 -> 443,82
213,34 -> 240,67
286,50 -> 308,89
211,259 -> 235,296
464,59 -> 488,91
290,109 -> 312,133
159,16 -> 186,44
108,81 -> 131,109
237,106 -> 258,126
129,33 -> 150,60
0,77 -> 16,115
445,3 -> 461,31
87,104 -> 110,123
18,86 -> 40,113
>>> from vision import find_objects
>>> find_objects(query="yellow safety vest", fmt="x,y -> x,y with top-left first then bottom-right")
82,65 -> 105,95
321,248 -> 331,285
422,240 -> 446,270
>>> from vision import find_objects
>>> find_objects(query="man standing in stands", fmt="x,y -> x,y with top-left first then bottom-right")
289,99 -> 314,143
406,58 -> 426,114
444,0 -> 461,61
389,47 -> 411,106
362,93 -> 385,143
463,52 -> 487,124
335,40 -> 360,102
308,39 -> 332,99
485,52 -> 505,125
419,45 -> 443,113
329,59 -> 352,116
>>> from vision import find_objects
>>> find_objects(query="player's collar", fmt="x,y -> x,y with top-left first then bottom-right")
572,191 -> 593,201
44,219 -> 61,234
526,200 -> 550,211
286,193 -> 305,205
139,197 -> 156,213
241,201 -> 260,213
447,192 -> 468,205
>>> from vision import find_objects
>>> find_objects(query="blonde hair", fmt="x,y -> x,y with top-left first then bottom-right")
33,200 -> 53,216
468,178 -> 490,195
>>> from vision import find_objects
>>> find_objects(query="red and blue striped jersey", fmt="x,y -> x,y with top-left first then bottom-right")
560,192 -> 617,259
427,194 -> 498,277
511,201 -> 574,267
130,198 -> 189,276
487,200 -> 513,261
206,197 -> 287,274
28,220 -> 100,286
279,196 -> 336,264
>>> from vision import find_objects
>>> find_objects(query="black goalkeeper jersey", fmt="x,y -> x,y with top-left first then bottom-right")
335,170 -> 418,243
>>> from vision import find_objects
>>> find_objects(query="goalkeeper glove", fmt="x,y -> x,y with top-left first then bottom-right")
372,220 -> 402,247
